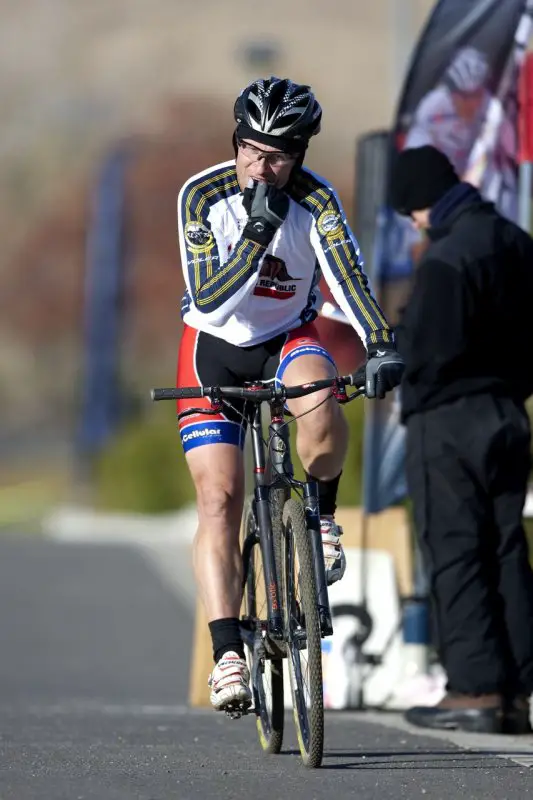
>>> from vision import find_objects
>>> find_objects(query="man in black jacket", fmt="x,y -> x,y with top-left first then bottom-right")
391,145 -> 533,734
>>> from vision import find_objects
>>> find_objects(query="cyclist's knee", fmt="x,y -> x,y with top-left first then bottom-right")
296,398 -> 346,444
186,444 -> 244,523
194,477 -> 243,526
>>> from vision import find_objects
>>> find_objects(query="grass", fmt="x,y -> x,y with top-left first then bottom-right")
0,473 -> 68,530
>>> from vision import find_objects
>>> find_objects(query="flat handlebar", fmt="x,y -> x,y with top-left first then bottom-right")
150,366 -> 366,403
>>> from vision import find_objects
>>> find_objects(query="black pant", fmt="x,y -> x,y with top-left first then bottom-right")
406,392 -> 533,696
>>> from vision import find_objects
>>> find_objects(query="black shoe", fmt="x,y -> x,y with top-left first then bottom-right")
503,695 -> 532,735
404,692 -> 504,734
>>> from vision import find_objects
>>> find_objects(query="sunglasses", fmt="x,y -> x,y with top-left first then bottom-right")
237,139 -> 296,167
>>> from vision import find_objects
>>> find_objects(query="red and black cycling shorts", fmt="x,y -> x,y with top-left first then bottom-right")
176,323 -> 336,453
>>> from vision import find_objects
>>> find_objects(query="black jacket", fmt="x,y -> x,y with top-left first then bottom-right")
396,191 -> 533,421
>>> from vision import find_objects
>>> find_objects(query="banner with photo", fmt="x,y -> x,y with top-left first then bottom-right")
363,0 -> 533,514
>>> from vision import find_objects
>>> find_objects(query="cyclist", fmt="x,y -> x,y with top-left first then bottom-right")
176,77 -> 404,712
405,47 -> 491,177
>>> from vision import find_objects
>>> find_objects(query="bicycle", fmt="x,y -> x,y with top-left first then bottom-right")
151,367 -> 366,768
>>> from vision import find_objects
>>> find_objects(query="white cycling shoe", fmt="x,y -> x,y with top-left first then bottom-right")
208,651 -> 252,712
321,516 -> 346,585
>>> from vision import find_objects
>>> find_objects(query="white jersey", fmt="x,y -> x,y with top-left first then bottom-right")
405,85 -> 489,177
177,160 -> 392,349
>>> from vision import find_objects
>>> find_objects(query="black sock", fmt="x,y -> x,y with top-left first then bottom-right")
208,617 -> 244,663
305,471 -> 342,516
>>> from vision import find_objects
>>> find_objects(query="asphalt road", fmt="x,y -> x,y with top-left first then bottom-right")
0,534 -> 532,800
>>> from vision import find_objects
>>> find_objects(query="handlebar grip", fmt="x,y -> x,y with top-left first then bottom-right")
151,387 -> 204,401
349,365 -> 366,390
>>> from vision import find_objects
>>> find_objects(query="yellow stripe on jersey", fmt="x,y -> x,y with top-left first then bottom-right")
179,165 -> 268,315
193,178 -> 239,224
179,165 -> 239,295
289,169 -> 391,341
182,166 -> 237,224
196,240 -> 264,307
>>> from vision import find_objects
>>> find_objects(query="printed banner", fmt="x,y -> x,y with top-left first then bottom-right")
363,0 -> 533,514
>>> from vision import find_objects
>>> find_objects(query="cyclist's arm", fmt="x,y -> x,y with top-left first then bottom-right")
403,122 -> 433,150
309,194 -> 394,350
404,89 -> 448,150
177,184 -> 266,326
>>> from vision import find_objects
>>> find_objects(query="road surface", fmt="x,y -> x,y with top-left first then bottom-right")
0,533 -> 532,799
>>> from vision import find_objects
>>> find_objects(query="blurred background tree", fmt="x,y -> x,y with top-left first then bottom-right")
1,0 -> 531,568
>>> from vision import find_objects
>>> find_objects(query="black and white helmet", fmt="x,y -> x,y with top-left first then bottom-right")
445,47 -> 489,94
234,77 -> 322,142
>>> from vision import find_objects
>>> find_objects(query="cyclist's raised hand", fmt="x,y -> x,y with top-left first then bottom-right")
243,180 -> 289,246
365,348 -> 405,399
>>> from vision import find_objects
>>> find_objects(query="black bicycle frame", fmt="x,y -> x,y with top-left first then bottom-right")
242,392 -> 334,643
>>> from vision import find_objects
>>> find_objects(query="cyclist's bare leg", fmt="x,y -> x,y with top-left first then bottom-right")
283,353 -> 348,583
186,443 -> 245,621
283,354 -> 348,479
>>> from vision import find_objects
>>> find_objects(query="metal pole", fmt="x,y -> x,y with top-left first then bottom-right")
518,50 -> 533,232
518,161 -> 532,233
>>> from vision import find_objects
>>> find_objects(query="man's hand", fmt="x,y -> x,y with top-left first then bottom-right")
242,180 -> 289,246
365,348 -> 405,399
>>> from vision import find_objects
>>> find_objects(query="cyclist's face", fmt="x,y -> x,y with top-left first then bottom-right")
236,138 -> 297,190
410,208 -> 430,231
452,88 -> 486,123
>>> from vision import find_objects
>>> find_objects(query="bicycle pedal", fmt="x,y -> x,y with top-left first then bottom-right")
224,701 -> 252,720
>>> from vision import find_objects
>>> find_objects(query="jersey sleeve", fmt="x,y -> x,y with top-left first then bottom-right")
308,191 -> 393,350
403,123 -> 433,149
403,90 -> 443,150
177,181 -> 267,326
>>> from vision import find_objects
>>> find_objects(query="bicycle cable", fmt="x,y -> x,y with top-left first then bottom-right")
220,386 -> 358,500
266,392 -> 334,499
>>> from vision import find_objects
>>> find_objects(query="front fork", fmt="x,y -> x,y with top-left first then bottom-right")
304,481 -> 333,637
251,403 -> 286,641
269,408 -> 333,639
254,488 -> 284,640
251,403 -> 333,641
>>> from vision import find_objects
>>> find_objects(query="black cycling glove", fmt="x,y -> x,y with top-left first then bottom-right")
365,348 -> 405,399
242,180 -> 289,247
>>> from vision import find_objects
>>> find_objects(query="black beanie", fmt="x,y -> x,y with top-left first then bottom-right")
390,145 -> 460,215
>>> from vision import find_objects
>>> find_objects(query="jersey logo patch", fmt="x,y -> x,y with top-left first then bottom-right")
184,221 -> 214,251
254,255 -> 300,300
317,209 -> 342,238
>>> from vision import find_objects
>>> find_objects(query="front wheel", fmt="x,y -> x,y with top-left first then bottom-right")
282,498 -> 324,768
